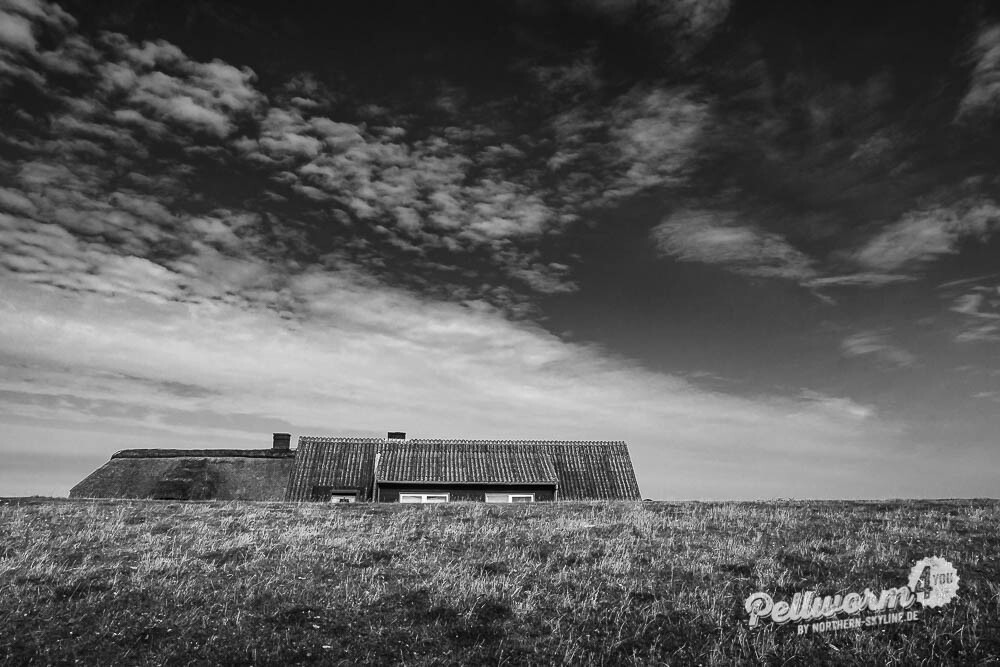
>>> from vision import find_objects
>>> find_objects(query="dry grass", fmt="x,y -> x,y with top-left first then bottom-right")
0,498 -> 997,665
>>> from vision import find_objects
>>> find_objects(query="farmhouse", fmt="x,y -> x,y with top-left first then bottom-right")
70,432 -> 641,503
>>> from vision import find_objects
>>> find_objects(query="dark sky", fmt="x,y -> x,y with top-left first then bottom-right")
1,0 -> 999,499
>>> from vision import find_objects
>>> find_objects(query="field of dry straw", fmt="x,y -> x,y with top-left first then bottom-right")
1,498 -> 997,665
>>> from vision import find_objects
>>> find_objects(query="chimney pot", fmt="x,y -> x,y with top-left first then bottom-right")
272,433 -> 291,451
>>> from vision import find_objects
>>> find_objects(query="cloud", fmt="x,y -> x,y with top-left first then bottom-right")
0,2 -> 80,87
252,106 -> 577,294
798,390 -> 876,420
957,24 -> 1000,121
0,8 -> 263,139
805,273 -> 915,288
0,0 -> 75,28
648,197 -> 999,296
0,186 -> 37,216
0,276 -> 901,499
0,10 -> 36,52
258,109 -> 323,159
955,324 -> 1000,343
606,87 -> 708,195
951,290 -> 1000,320
853,199 -> 1000,271
0,0 -> 75,57
0,2 -> 583,306
0,211 -> 186,301
947,282 -> 1000,343
0,1 -> 721,306
651,208 -> 816,279
547,84 -> 710,204
0,151 -> 285,308
97,36 -> 265,137
840,331 -> 916,368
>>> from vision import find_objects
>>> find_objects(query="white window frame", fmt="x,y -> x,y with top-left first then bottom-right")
330,494 -> 356,504
485,493 -> 536,503
399,493 -> 450,503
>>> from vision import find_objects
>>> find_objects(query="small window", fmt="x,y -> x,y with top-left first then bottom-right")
312,487 -> 357,502
486,493 -> 536,503
400,493 -> 450,503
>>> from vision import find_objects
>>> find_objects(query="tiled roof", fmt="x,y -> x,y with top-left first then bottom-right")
285,437 -> 641,501
375,441 -> 558,484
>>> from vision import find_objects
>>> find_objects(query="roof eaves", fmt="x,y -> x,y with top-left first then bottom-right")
375,478 -> 558,486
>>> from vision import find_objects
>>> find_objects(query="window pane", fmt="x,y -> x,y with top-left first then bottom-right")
425,495 -> 448,503
510,495 -> 534,503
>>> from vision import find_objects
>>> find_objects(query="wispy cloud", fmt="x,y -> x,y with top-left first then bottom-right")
957,24 -> 1000,122
650,209 -> 816,280
955,324 -> 1000,343
840,331 -> 916,368
853,199 -> 1000,272
951,289 -> 1000,320
547,84 -> 710,205
805,273 -> 915,288
947,282 -> 1000,343
0,276 -> 898,499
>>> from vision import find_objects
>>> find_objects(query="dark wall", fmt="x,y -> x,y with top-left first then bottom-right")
377,484 -> 555,502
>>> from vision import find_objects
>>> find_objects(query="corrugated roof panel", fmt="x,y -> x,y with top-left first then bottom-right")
375,441 -> 559,484
286,438 -> 641,500
285,437 -> 382,501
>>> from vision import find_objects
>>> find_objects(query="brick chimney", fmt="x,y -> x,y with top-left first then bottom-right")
272,433 -> 291,451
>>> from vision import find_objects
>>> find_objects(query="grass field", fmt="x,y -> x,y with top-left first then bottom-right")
1,498 -> 998,665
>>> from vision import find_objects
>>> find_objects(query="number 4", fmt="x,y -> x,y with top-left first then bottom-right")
913,565 -> 933,599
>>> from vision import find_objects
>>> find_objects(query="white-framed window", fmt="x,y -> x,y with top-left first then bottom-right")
330,494 -> 356,504
485,493 -> 536,503
399,493 -> 450,503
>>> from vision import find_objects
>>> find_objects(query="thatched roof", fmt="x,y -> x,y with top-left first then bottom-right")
70,453 -> 295,501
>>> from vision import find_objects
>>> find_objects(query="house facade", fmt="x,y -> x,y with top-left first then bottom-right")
71,432 -> 642,503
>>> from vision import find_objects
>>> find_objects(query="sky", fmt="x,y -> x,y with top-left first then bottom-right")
1,0 -> 998,500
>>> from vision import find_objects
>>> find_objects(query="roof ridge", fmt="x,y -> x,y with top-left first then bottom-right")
111,448 -> 295,459
405,438 -> 625,445
299,436 -> 383,443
